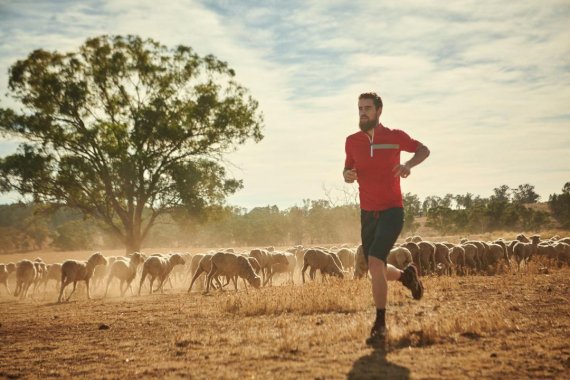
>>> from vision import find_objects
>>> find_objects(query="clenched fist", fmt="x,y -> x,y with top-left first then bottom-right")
343,168 -> 358,183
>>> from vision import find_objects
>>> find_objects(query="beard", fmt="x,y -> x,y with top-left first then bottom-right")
359,117 -> 378,132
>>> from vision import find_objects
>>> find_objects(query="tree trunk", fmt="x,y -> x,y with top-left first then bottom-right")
125,236 -> 142,255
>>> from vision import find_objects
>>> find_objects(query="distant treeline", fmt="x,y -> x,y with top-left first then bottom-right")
0,183 -> 568,253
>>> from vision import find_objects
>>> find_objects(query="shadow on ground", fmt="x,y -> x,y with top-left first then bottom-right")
347,347 -> 410,380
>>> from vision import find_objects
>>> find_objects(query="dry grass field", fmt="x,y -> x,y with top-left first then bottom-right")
1,243 -> 570,379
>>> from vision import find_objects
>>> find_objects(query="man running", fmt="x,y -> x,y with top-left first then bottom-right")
343,92 -> 430,346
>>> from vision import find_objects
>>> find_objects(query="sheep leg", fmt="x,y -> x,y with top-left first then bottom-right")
309,267 -> 317,281
85,279 -> 92,300
188,267 -> 204,293
263,267 -> 273,287
149,276 -> 155,294
205,268 -> 218,293
138,270 -> 148,296
232,276 -> 238,292
155,277 -> 166,294
301,262 -> 309,284
104,275 -> 114,298
65,281 -> 78,301
2,281 -> 11,295
57,279 -> 70,303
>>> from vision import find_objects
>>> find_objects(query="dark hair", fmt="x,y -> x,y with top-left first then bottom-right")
359,92 -> 383,109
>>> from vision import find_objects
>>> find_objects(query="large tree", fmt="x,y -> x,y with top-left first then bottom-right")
0,35 -> 264,253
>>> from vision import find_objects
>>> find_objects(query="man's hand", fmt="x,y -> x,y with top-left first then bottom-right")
393,163 -> 411,178
343,168 -> 358,183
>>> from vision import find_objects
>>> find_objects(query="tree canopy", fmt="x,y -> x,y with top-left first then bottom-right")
0,35 -> 264,252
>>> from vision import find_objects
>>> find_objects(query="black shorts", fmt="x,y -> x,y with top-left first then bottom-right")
361,207 -> 404,264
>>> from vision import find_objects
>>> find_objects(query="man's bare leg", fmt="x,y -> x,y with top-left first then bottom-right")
368,257 -> 402,308
367,256 -> 424,346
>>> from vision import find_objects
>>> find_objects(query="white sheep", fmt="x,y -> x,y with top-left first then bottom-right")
354,245 -> 368,279
401,242 -> 422,274
386,247 -> 413,270
336,248 -> 356,273
57,252 -> 108,302
268,252 -> 296,285
138,254 -> 185,295
187,254 -> 222,293
417,241 -> 437,274
461,243 -> 479,273
485,243 -> 509,273
327,251 -> 345,272
204,252 -> 261,292
14,260 -> 38,299
513,235 -> 540,270
302,249 -> 344,283
0,263 -> 16,295
449,246 -> 466,275
434,243 -> 453,275
262,252 -> 290,286
44,263 -> 62,291
249,249 -> 271,285
104,252 -> 145,297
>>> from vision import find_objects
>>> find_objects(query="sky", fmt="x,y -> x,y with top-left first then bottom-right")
0,0 -> 569,210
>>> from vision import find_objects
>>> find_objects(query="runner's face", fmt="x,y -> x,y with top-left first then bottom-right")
358,98 -> 381,132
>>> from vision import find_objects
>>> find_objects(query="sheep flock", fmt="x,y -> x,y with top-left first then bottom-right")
1,233 -> 569,302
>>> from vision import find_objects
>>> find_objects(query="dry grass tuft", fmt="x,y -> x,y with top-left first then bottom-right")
222,279 -> 374,316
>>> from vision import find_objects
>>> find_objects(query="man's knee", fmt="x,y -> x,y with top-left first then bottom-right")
368,256 -> 387,276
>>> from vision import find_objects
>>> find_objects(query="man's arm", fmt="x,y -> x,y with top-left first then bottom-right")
393,144 -> 430,178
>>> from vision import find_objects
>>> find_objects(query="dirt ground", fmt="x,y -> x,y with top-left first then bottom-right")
1,251 -> 570,379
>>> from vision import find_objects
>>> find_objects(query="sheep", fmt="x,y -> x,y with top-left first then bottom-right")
268,252 -> 296,285
336,248 -> 356,273
262,252 -> 290,286
386,247 -> 413,270
434,243 -> 453,275
249,249 -> 271,285
44,263 -> 62,291
327,251 -> 345,273
188,254 -> 205,282
558,237 -> 570,245
169,252 -> 193,285
205,252 -> 261,292
556,242 -> 570,265
506,240 -> 518,260
401,242 -> 422,274
462,240 -> 486,271
302,249 -> 344,283
0,263 -> 16,295
32,261 -> 48,294
139,254 -> 185,295
187,254 -> 223,293
461,243 -> 479,273
57,252 -> 108,302
449,246 -> 466,275
512,235 -> 540,270
417,241 -> 437,274
14,260 -> 37,299
91,256 -> 119,291
516,233 -> 530,243
354,245 -> 368,279
485,243 -> 509,273
247,256 -> 262,275
104,252 -> 145,297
